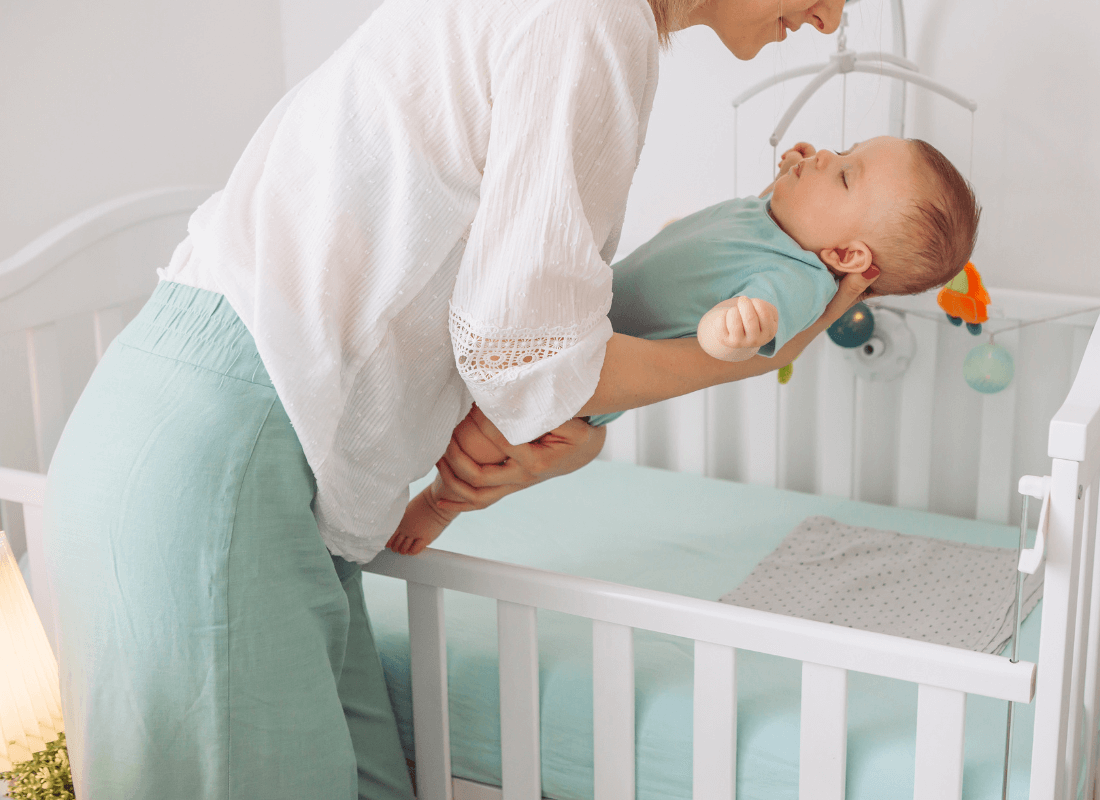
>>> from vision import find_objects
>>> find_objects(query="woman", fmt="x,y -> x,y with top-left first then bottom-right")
43,0 -> 863,797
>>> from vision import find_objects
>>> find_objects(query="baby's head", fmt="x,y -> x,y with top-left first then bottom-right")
768,136 -> 980,296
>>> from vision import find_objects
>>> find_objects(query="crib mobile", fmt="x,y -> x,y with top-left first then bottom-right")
732,3 -> 1100,397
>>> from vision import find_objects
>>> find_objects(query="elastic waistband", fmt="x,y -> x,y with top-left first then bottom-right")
117,281 -> 272,388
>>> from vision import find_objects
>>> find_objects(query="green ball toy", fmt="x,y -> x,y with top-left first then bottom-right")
964,342 -> 1014,393
827,302 -> 875,348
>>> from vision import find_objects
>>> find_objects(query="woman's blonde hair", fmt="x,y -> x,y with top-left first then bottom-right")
648,0 -> 708,47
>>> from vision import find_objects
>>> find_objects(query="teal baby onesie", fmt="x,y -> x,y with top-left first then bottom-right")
592,195 -> 837,426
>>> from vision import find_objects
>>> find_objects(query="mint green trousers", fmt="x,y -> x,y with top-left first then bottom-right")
43,282 -> 414,800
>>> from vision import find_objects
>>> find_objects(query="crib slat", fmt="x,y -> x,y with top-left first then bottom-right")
693,641 -> 736,800
677,391 -> 707,475
816,343 -> 855,499
742,374 -> 779,487
913,684 -> 966,800
408,581 -> 453,800
93,305 -> 127,361
705,380 -> 746,482
27,325 -> 66,471
601,409 -> 639,465
703,386 -> 720,479
593,620 -> 634,800
497,601 -> 541,800
896,315 -> 938,511
976,329 -> 1019,523
776,378 -> 791,490
798,662 -> 847,800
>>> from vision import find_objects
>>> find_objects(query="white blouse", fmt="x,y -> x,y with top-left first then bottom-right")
162,0 -> 659,563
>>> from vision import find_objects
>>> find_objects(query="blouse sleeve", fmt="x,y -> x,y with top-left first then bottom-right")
448,0 -> 658,445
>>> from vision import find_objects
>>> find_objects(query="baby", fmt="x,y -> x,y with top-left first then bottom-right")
387,135 -> 981,555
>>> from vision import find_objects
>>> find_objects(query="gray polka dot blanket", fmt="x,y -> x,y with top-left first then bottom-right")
720,515 -> 1043,654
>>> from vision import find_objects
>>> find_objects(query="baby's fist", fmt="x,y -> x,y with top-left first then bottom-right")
779,142 -> 816,176
698,296 -> 780,361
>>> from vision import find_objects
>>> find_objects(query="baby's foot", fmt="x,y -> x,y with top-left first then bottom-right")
386,522 -> 446,556
386,485 -> 459,556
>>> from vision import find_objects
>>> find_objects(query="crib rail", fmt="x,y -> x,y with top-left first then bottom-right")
364,548 -> 1035,800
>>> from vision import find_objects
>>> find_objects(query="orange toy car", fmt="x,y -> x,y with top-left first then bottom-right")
937,262 -> 990,335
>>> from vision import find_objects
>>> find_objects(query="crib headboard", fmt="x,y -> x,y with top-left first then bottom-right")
0,186 -> 213,558
601,289 -> 1100,529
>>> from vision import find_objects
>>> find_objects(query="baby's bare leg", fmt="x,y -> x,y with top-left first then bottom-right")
386,404 -> 510,555
386,482 -> 460,556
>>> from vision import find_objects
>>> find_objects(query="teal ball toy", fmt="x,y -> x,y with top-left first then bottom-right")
827,302 -> 875,348
964,343 -> 1014,393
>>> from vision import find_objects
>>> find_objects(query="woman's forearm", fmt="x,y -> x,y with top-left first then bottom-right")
578,268 -> 879,418
578,333 -> 773,417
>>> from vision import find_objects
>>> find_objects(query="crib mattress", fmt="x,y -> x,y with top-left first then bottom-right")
362,460 -> 1038,800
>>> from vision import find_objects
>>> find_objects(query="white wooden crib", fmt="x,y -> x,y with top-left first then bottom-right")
1,189 -> 1099,800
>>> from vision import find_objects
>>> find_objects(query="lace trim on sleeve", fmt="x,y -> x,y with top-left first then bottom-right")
449,304 -> 598,384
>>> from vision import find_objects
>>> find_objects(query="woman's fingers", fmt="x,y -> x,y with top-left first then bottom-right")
820,265 -> 880,325
434,456 -> 515,511
439,432 -> 523,488
736,296 -> 758,337
457,404 -> 603,485
451,412 -> 509,466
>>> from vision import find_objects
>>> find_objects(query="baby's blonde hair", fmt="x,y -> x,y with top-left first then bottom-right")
870,140 -> 982,297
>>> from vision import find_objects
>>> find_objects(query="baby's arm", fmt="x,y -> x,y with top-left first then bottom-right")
697,295 -> 780,362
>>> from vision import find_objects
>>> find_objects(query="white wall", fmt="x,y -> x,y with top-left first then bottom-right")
279,0 -> 384,88
0,0 -> 287,261
7,0 -> 1095,295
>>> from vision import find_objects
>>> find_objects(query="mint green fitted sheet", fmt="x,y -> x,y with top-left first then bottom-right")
362,460 -> 1039,799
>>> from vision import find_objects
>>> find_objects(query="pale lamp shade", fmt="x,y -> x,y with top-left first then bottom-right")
0,530 -> 64,771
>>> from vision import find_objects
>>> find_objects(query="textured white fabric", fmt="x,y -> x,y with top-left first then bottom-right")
161,0 -> 658,563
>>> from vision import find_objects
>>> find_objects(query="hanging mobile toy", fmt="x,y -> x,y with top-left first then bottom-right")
937,262 -> 990,335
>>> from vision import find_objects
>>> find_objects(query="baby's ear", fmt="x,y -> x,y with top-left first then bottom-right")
820,241 -> 872,274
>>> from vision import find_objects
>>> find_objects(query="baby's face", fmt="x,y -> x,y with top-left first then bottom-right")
769,136 -> 916,267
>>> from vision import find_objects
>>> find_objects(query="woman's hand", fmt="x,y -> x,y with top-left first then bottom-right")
769,265 -> 879,367
430,405 -> 606,513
